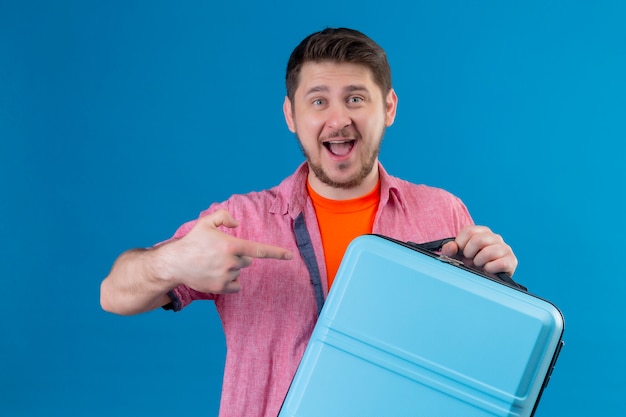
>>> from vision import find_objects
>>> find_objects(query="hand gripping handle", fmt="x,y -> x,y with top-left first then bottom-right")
407,237 -> 528,292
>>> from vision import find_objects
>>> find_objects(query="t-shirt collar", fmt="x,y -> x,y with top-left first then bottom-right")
270,161 -> 404,218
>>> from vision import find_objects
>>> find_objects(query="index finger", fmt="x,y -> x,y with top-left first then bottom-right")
454,225 -> 490,249
440,240 -> 460,257
233,237 -> 293,260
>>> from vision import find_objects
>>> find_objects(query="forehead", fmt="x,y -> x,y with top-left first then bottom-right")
296,61 -> 378,96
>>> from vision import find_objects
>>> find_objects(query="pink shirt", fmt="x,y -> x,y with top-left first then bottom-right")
166,162 -> 473,417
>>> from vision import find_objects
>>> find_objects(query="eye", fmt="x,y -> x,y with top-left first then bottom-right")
348,96 -> 364,104
312,98 -> 325,106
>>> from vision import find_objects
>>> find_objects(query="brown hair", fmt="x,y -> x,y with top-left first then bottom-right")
285,28 -> 392,102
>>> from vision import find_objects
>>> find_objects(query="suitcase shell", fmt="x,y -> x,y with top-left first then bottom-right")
279,234 -> 564,417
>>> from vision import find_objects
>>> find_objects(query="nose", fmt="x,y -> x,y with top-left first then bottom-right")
325,103 -> 352,131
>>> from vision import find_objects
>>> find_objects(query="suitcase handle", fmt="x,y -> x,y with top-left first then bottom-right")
407,237 -> 528,291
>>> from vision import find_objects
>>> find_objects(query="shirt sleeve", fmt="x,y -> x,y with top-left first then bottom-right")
163,286 -> 215,312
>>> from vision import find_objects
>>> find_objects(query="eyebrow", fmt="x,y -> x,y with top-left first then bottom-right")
304,84 -> 370,97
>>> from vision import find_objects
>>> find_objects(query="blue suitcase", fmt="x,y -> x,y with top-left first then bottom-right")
279,234 -> 564,417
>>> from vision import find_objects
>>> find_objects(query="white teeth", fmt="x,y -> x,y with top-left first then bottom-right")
325,139 -> 355,156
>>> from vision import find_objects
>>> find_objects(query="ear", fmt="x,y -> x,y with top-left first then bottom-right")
283,96 -> 296,133
384,88 -> 398,127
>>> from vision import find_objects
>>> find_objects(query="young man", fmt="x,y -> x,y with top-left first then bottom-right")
100,28 -> 517,417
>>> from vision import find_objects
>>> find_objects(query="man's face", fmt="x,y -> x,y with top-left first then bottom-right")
284,61 -> 397,197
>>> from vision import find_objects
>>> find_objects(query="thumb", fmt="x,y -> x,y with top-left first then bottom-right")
204,209 -> 240,229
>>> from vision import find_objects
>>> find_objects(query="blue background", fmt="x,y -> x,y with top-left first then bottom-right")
1,1 -> 625,415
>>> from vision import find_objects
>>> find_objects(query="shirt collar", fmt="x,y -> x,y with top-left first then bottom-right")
270,161 -> 404,218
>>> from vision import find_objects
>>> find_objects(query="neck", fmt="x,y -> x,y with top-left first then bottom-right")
307,164 -> 380,200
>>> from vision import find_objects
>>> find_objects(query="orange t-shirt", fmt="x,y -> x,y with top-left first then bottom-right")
307,180 -> 381,289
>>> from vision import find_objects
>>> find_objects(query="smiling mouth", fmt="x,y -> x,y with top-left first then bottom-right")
323,139 -> 356,157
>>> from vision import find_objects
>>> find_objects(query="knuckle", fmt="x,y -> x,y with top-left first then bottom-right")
255,246 -> 266,258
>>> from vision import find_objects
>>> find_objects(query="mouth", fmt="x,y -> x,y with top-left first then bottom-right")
323,139 -> 356,157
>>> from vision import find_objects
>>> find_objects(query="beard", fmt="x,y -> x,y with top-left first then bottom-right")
296,127 -> 385,189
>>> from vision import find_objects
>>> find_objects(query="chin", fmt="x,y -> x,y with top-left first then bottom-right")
321,168 -> 369,189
